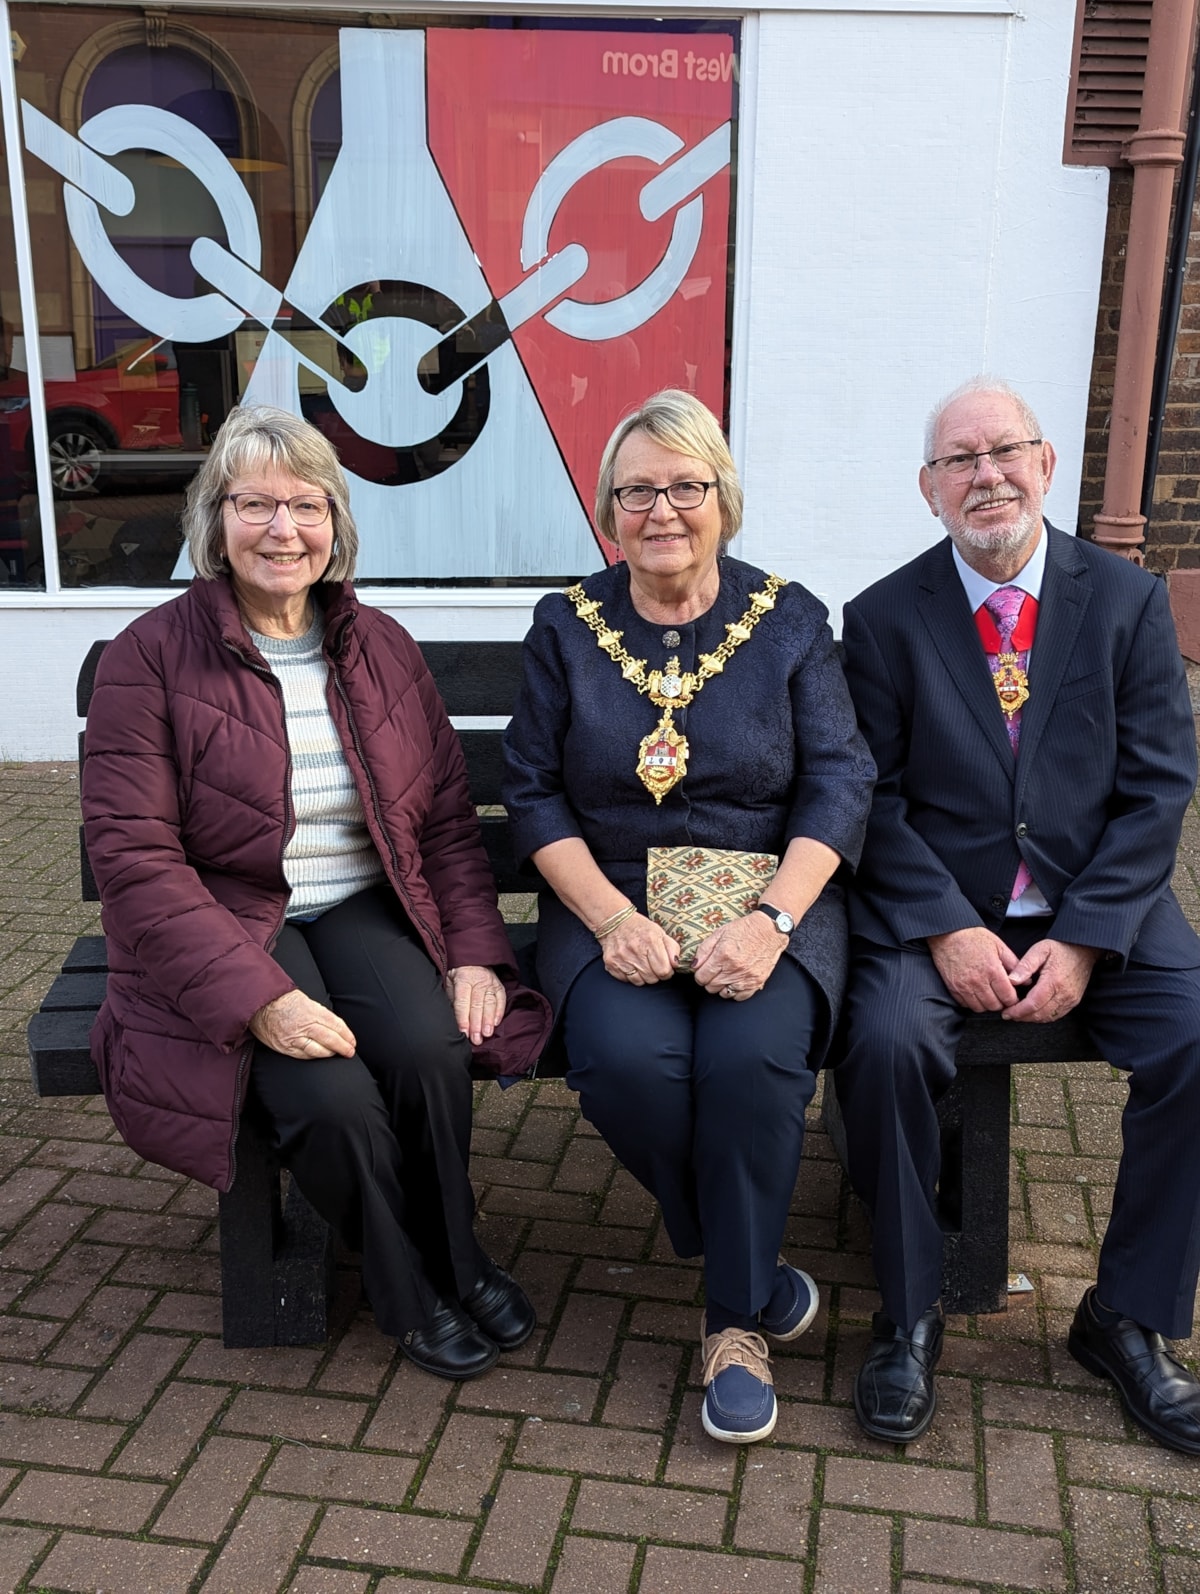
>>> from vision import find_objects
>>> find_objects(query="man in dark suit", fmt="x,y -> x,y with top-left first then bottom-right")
837,376 -> 1200,1453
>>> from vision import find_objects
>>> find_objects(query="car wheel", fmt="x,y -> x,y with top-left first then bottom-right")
47,420 -> 107,496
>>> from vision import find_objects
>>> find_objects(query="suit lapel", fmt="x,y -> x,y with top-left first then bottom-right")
1013,526 -> 1090,782
915,540 -> 1016,779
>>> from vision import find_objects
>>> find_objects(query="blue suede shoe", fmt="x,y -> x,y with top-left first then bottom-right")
759,1257 -> 819,1343
700,1318 -> 777,1444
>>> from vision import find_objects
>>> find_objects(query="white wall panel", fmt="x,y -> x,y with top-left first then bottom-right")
732,5 -> 1108,623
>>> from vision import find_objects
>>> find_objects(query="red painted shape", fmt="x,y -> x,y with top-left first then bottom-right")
427,27 -> 736,564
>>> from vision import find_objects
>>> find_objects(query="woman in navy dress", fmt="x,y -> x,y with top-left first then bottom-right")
503,391 -> 874,1443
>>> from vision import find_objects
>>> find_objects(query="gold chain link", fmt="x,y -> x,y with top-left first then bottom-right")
564,573 -> 786,703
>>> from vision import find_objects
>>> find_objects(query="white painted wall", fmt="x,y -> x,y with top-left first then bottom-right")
0,1 -> 1110,760
732,3 -> 1109,614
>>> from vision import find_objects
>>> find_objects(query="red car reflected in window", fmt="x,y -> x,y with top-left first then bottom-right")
0,339 -> 185,496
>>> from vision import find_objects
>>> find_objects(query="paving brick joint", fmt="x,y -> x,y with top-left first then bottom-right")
1,760 -> 1199,1593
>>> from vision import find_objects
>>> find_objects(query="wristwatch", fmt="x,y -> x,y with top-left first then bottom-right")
754,901 -> 795,935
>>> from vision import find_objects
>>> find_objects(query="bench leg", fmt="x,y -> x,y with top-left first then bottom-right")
818,1068 -> 849,1167
822,1063 -> 1012,1317
218,1116 -> 335,1347
938,1065 -> 1011,1316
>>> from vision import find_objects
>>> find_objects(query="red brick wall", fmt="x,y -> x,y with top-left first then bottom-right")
1079,170 -> 1129,548
1146,175 -> 1200,570
1082,166 -> 1200,573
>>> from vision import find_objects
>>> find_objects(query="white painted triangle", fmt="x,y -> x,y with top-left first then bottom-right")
176,27 -> 598,582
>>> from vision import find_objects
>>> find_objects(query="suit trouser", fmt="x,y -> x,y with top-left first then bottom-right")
246,884 -> 482,1339
835,929 -> 1200,1339
562,957 -> 821,1315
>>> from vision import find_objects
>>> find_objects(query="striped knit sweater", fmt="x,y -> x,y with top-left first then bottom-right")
250,617 -> 386,920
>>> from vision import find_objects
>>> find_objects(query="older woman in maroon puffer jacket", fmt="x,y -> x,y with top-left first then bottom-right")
82,405 -> 549,1381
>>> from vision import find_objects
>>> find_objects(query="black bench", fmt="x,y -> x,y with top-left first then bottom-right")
26,639 -> 552,1349
27,636 -> 1104,1336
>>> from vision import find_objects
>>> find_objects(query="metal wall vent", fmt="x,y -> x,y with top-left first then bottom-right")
1065,0 -> 1154,166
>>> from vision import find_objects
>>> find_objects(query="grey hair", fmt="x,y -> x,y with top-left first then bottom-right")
594,389 -> 743,550
923,376 -> 1043,463
183,404 -> 358,582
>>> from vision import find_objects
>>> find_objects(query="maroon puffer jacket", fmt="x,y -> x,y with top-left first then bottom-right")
82,576 -> 549,1191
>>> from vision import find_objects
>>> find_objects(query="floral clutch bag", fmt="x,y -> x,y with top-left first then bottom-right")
646,846 -> 779,970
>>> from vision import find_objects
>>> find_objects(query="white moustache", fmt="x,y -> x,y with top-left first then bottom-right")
965,491 -> 1020,511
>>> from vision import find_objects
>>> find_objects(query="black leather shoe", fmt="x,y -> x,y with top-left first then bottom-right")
461,1259 -> 536,1351
400,1299 -> 499,1381
1068,1287 -> 1200,1456
853,1305 -> 944,1443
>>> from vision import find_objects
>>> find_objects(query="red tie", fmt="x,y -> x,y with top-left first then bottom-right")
974,587 -> 1039,902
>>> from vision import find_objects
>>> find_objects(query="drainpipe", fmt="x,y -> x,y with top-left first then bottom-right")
1142,53 -> 1200,529
1092,0 -> 1199,562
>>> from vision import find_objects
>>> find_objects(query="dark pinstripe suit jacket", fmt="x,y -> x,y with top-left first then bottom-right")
841,523 -> 1200,969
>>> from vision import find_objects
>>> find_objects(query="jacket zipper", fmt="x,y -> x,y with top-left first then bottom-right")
329,668 -> 445,971
221,639 -> 295,1189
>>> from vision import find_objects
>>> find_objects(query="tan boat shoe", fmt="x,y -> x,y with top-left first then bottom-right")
700,1315 -> 777,1443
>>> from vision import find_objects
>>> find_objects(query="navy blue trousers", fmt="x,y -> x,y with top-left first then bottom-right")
835,931 -> 1200,1338
562,957 -> 821,1315
247,885 -> 482,1339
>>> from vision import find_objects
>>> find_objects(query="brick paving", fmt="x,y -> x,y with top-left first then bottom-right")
1,758 -> 1200,1594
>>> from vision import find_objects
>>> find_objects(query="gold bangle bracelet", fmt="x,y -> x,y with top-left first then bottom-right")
594,905 -> 637,941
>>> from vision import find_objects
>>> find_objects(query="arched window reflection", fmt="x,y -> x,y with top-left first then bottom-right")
311,71 -> 341,204
83,44 -> 240,358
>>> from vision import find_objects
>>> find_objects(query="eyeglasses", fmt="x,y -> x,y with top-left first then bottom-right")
224,492 -> 334,528
612,480 -> 717,512
926,440 -> 1042,478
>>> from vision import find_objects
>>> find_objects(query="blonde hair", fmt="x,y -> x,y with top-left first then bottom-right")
183,404 -> 358,581
594,389 -> 742,550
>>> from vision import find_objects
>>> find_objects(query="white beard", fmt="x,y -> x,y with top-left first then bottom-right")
940,491 -> 1042,556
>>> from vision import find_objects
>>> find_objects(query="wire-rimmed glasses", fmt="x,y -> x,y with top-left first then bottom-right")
926,441 -> 1042,478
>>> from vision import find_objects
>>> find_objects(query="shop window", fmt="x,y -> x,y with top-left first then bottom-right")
0,118 -> 44,587
7,7 -> 738,588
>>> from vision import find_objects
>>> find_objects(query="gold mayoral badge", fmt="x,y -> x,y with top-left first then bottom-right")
635,657 -> 697,802
992,652 -> 1030,718
638,712 -> 690,802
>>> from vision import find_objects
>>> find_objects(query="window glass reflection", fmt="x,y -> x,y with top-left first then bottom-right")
10,6 -> 736,588
0,119 -> 43,586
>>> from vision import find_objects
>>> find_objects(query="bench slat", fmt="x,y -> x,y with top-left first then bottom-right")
79,827 -> 99,903
480,815 -> 534,897
42,970 -> 108,1011
27,1009 -> 101,1095
955,1011 -> 1100,1068
62,936 -> 108,973
76,640 -> 110,718
420,641 -> 525,716
459,731 -> 507,808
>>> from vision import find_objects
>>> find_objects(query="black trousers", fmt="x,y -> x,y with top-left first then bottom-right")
247,884 -> 482,1338
562,956 -> 821,1315
835,928 -> 1200,1339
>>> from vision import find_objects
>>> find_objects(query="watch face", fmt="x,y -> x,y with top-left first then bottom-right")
758,903 -> 793,934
